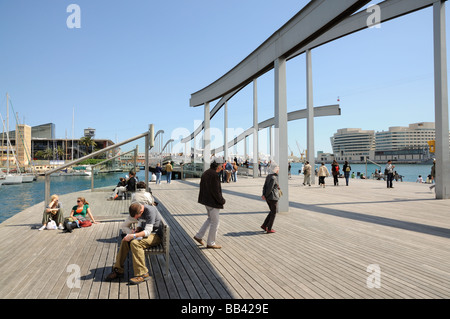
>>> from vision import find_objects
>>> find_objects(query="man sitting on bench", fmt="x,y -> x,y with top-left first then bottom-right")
105,203 -> 163,285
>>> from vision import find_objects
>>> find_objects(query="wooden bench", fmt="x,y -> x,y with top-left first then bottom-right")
144,215 -> 170,276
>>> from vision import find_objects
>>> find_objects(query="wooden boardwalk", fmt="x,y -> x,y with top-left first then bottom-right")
0,175 -> 449,300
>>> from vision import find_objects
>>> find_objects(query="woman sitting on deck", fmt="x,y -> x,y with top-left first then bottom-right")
64,197 -> 99,232
38,194 -> 64,231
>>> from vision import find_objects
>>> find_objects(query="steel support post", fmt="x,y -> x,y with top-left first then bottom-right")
224,101 -> 228,162
433,0 -> 450,199
204,102 -> 211,171
274,57 -> 289,213
253,79 -> 259,178
306,49 -> 316,185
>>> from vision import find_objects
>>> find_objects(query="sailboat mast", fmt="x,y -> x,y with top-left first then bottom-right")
6,92 -> 9,174
72,107 -> 74,160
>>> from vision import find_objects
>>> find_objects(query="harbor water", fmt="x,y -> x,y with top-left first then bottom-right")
0,163 -> 435,224
289,162 -> 434,182
0,170 -> 147,224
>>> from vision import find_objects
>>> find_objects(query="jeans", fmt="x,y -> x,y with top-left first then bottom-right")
344,172 -> 350,186
196,206 -> 220,246
166,172 -> 172,183
156,172 -> 161,184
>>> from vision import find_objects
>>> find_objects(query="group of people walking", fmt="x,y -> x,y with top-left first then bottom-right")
152,162 -> 173,184
194,159 -> 282,251
302,160 -> 353,188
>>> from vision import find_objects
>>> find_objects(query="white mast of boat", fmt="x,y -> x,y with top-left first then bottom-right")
6,92 -> 9,174
0,94 -> 22,184
72,107 -> 74,160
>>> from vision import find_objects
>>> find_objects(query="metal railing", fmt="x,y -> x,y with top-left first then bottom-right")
44,125 -> 154,206
90,147 -> 137,191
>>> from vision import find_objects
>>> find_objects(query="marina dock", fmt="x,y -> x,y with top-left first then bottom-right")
0,175 -> 449,300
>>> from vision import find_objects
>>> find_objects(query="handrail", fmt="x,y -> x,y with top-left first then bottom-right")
44,125 -> 154,206
90,148 -> 137,191
365,157 -> 382,178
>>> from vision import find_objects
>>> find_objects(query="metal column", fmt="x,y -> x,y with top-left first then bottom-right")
224,101 -> 228,162
203,102 -> 211,171
274,57 -> 289,213
253,79 -> 259,178
306,49 -> 316,185
433,0 -> 450,199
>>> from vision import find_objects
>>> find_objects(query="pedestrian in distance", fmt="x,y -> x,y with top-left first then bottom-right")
155,163 -> 163,185
165,161 -> 173,184
343,161 -> 351,186
385,160 -> 395,188
331,160 -> 340,186
194,159 -> 226,249
429,159 -> 436,191
105,203 -> 163,285
302,161 -> 312,186
261,162 -> 281,234
318,162 -> 330,188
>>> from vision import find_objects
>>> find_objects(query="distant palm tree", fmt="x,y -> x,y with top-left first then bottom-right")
55,146 -> 65,160
35,148 -> 53,160
79,136 -> 97,155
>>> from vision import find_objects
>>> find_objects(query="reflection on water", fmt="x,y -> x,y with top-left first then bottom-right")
0,171 -> 140,224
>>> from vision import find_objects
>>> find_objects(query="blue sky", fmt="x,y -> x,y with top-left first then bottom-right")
0,0 -> 448,157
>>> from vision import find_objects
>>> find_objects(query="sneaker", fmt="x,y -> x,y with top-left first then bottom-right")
38,225 -> 46,231
267,229 -> 276,234
58,224 -> 64,230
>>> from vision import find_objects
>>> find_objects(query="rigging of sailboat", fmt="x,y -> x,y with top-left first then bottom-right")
0,93 -> 36,185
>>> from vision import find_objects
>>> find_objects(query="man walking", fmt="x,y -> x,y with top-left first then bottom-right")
165,161 -> 173,184
194,160 -> 226,249
302,161 -> 312,186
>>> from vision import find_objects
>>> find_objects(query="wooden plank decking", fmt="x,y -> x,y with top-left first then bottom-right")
0,175 -> 449,300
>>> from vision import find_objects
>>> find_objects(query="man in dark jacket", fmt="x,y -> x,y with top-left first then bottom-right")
194,159 -> 226,249
261,162 -> 280,233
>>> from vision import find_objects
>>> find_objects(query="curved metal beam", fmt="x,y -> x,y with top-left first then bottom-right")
189,0 -> 370,107
212,105 -> 340,154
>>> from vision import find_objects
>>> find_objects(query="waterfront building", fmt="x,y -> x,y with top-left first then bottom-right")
330,128 -> 376,163
374,122 -> 437,163
1,123 -> 115,169
330,122 -> 449,164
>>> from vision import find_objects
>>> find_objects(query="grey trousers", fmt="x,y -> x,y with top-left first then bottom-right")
196,205 -> 220,246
